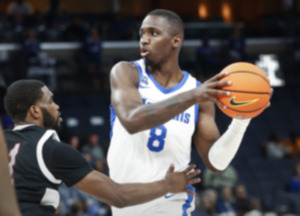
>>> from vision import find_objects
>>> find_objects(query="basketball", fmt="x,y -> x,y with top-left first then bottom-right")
217,62 -> 272,119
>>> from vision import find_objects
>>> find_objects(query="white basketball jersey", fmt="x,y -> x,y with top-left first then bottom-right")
108,59 -> 200,184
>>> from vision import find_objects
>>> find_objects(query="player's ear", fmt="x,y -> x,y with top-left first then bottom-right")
172,35 -> 182,48
29,105 -> 41,119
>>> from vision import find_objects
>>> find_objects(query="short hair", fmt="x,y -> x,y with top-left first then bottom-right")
146,9 -> 184,37
4,79 -> 45,122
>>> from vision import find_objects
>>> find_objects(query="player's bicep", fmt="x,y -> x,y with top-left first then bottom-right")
110,62 -> 143,122
110,61 -> 143,115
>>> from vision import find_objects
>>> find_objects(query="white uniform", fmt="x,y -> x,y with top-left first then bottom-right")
107,59 -> 200,216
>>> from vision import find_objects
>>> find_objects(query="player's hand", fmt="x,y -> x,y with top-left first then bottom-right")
164,164 -> 201,195
266,88 -> 273,108
194,72 -> 231,106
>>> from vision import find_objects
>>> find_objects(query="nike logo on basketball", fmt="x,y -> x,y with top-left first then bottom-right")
164,193 -> 175,199
229,96 -> 259,106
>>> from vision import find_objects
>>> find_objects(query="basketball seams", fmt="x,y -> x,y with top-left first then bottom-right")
228,71 -> 270,85
228,89 -> 271,95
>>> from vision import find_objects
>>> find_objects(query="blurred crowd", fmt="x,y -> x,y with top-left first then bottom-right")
1,0 -> 300,92
263,132 -> 300,160
191,161 -> 300,216
1,0 -> 136,43
0,0 -> 137,92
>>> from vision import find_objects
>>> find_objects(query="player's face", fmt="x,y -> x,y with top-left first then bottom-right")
37,86 -> 62,131
139,15 -> 175,65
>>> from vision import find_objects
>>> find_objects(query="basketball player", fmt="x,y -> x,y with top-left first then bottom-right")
0,124 -> 21,216
0,80 -> 21,216
3,79 -> 200,216
108,9 -> 251,215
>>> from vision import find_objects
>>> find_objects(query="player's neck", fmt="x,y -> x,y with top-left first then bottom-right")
20,117 -> 44,128
148,59 -> 181,74
148,65 -> 184,88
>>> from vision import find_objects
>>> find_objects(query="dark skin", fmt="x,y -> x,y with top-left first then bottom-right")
110,15 -> 232,173
0,124 -> 22,216
15,85 -> 201,208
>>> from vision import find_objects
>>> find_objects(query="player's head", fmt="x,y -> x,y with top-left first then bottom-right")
4,79 -> 62,131
147,9 -> 184,37
139,9 -> 184,65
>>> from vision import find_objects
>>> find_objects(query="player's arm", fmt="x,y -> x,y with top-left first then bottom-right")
0,125 -> 22,216
75,164 -> 200,208
110,62 -> 230,133
193,101 -> 250,173
46,142 -> 200,207
193,101 -> 221,173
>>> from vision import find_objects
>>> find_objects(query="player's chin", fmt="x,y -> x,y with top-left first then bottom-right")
54,118 -> 62,131
144,58 -> 154,67
54,123 -> 62,132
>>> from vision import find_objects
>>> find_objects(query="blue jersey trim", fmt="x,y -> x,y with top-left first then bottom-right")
132,61 -> 143,87
109,105 -> 116,139
182,185 -> 195,216
194,81 -> 201,125
146,67 -> 189,94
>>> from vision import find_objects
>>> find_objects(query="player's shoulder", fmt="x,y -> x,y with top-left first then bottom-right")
111,60 -> 139,75
42,133 -> 78,157
110,60 -> 141,86
44,137 -> 74,153
5,125 -> 46,138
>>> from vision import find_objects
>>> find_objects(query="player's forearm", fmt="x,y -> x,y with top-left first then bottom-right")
120,91 -> 197,133
76,171 -> 169,208
208,118 -> 251,171
113,180 -> 169,208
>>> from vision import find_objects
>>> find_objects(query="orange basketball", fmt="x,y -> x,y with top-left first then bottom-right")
217,62 -> 272,119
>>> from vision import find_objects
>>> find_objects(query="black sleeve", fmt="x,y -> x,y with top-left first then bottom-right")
43,139 -> 93,186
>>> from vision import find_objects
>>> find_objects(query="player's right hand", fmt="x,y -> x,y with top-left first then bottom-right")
164,164 -> 201,195
193,72 -> 231,106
